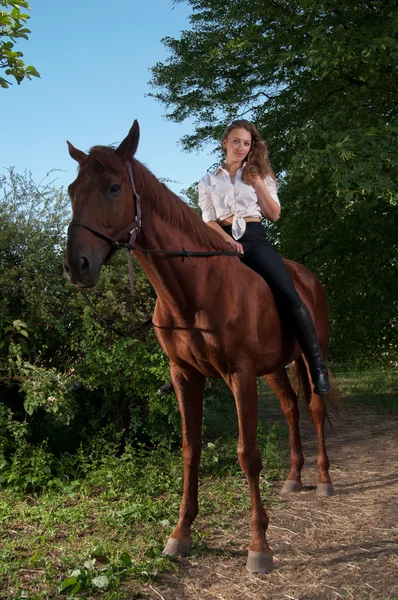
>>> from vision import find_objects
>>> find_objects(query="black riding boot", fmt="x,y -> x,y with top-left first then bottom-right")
289,303 -> 330,395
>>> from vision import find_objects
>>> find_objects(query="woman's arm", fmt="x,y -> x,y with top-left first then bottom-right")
252,176 -> 281,222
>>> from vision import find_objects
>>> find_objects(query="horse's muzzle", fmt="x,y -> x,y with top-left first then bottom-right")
64,228 -> 107,288
63,253 -> 100,288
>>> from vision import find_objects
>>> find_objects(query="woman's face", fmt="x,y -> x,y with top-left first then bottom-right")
223,127 -> 252,164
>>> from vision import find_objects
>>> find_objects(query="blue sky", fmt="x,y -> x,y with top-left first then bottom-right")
0,0 -> 217,196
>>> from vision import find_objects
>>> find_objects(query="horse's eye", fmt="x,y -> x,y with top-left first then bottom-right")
109,184 -> 121,195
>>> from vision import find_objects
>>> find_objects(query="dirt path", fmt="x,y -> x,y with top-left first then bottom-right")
140,400 -> 398,600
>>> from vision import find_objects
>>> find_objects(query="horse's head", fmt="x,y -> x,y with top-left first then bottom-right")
64,120 -> 140,288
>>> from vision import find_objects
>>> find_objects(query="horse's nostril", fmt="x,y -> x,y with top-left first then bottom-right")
81,255 -> 90,272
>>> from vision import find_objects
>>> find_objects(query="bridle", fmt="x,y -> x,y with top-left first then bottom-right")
68,161 -> 243,337
68,162 -> 142,261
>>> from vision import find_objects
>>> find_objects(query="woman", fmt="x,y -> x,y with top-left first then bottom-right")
158,119 -> 329,396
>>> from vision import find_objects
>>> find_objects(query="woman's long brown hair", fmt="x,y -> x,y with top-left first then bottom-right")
221,119 -> 276,186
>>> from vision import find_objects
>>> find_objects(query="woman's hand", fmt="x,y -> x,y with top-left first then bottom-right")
225,237 -> 244,254
206,221 -> 244,254
251,174 -> 263,190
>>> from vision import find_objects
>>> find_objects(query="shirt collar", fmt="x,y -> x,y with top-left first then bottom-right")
215,161 -> 247,175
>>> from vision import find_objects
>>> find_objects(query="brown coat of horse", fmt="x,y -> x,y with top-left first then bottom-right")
64,121 -> 339,573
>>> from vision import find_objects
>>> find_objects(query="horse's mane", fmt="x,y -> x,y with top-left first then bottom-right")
87,145 -> 232,253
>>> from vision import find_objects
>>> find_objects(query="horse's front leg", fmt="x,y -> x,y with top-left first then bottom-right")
163,363 -> 205,557
225,370 -> 273,573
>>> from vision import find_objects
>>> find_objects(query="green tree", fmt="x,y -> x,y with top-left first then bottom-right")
150,0 -> 398,364
0,0 -> 39,88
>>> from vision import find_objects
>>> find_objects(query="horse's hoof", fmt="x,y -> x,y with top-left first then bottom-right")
246,551 -> 273,574
316,483 -> 334,497
162,537 -> 191,557
281,479 -> 303,493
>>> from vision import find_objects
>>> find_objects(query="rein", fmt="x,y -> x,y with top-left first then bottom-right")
80,292 -> 152,338
70,161 -> 243,337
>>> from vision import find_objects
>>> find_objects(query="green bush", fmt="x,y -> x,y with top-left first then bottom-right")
0,169 -> 177,490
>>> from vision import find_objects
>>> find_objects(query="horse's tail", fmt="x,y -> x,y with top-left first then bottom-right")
290,356 -> 312,418
290,356 -> 344,421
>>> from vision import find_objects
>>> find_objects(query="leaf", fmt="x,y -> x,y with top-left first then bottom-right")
120,552 -> 133,567
61,576 -> 78,590
13,320 -> 27,329
71,581 -> 82,593
91,575 -> 109,589
83,559 -> 96,570
25,65 -> 40,78
24,401 -> 36,416
159,519 -> 170,527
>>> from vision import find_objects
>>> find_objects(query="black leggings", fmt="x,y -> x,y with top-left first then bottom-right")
222,222 -> 302,314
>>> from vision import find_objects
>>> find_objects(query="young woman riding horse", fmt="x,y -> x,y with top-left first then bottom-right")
64,120 -> 337,574
159,120 -> 330,396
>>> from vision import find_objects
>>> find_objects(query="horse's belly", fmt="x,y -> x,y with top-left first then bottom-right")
153,298 -> 301,378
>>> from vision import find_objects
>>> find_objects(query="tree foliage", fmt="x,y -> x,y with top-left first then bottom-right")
150,0 -> 398,363
0,0 -> 39,88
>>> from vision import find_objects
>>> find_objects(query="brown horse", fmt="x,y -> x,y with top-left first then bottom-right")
64,121 -> 339,574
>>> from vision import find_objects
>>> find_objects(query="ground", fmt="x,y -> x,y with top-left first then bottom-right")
138,398 -> 398,600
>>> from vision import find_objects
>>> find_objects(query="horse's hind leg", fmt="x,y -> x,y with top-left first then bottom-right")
163,364 -> 206,557
306,380 -> 334,497
225,369 -> 273,574
265,369 -> 304,493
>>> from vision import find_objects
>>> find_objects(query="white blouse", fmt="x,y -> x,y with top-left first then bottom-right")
198,164 -> 280,240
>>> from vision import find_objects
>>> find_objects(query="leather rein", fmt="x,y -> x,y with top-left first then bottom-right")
69,161 -> 242,338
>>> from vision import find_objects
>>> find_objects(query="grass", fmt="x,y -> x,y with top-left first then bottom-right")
0,484 -> 179,599
0,429 -> 285,600
332,365 -> 398,413
1,366 -> 396,599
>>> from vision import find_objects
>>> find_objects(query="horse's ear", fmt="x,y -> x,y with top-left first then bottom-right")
116,120 -> 140,160
67,141 -> 88,165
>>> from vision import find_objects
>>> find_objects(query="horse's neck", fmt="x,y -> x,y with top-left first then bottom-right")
134,211 -> 214,320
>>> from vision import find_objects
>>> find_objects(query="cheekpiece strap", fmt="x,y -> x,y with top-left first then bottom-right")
126,162 -> 142,233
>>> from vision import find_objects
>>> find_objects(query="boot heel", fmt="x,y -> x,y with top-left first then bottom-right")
311,365 -> 330,395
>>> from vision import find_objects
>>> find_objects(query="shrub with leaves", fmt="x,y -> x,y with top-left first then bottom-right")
0,169 -> 179,490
